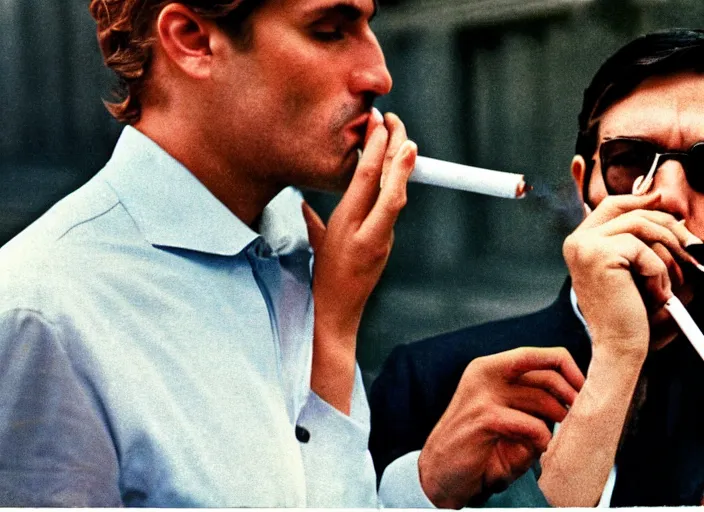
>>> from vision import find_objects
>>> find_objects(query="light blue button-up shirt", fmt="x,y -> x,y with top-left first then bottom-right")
0,126 -> 384,506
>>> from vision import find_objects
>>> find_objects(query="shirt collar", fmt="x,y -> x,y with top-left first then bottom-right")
101,126 -> 310,257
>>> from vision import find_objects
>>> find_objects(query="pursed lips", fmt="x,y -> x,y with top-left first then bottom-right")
344,111 -> 372,149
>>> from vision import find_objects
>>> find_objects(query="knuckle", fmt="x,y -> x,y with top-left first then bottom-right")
383,152 -> 396,167
473,353 -> 493,369
599,195 -> 618,210
359,241 -> 390,263
554,346 -> 570,360
386,193 -> 407,212
465,356 -> 489,378
563,234 -> 601,268
479,403 -> 501,428
562,234 -> 580,260
511,346 -> 530,361
356,163 -> 379,182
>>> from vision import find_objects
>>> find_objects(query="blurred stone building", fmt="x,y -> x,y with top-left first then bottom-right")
2,0 -> 704,385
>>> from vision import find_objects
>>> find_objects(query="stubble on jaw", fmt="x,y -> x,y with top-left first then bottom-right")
279,99 -> 368,191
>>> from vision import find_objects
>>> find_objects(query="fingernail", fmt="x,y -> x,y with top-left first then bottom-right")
686,234 -> 703,247
632,175 -> 645,195
357,148 -> 363,162
400,140 -> 411,157
372,107 -> 384,123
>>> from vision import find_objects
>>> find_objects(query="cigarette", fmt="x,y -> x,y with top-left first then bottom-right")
410,156 -> 530,199
664,295 -> 704,361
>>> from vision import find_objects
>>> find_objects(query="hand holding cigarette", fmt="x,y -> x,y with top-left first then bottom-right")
410,156 -> 530,199
564,193 -> 704,359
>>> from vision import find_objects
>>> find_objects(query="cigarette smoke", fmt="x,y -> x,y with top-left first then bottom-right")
527,179 -> 584,232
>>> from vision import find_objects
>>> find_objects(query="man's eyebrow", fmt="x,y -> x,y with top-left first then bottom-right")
306,1 -> 378,22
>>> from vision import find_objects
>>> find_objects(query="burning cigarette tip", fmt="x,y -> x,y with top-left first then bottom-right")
516,182 -> 533,199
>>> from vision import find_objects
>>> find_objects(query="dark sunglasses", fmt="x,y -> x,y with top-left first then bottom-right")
598,138 -> 704,195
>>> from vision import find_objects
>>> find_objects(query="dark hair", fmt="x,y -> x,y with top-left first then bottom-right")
575,29 -> 704,203
89,0 -> 261,124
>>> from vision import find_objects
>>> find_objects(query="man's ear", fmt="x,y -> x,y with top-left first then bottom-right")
155,4 -> 214,80
571,155 -> 592,215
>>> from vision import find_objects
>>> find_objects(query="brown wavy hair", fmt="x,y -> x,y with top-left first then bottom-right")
89,0 -> 260,124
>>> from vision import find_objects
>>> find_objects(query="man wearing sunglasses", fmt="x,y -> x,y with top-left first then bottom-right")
370,28 -> 704,507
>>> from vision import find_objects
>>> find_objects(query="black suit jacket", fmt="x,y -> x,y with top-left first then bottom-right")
369,279 -> 704,506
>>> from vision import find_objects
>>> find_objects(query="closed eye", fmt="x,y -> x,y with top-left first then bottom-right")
306,2 -> 369,43
312,25 -> 345,41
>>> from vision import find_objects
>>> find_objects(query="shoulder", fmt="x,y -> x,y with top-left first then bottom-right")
0,170 -> 142,319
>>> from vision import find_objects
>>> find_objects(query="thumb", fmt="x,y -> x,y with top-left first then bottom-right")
302,201 -> 326,253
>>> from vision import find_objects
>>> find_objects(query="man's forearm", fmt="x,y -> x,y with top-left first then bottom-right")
538,346 -> 645,507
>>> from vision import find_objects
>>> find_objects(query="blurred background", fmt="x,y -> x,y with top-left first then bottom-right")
2,0 -> 704,388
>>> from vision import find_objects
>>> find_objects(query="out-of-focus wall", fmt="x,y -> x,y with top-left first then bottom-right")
0,0 -> 120,242
356,0 -> 704,384
2,0 -> 704,385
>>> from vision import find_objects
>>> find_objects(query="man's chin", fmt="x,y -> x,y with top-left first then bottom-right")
320,151 -> 358,192
295,152 -> 357,194
648,306 -> 680,351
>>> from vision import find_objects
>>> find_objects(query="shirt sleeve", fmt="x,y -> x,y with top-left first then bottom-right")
482,466 -> 551,508
378,451 -> 551,509
378,450 -> 436,508
0,308 -> 122,506
296,364 -> 378,507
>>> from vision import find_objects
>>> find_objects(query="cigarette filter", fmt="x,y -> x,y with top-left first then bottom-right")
410,156 -> 529,199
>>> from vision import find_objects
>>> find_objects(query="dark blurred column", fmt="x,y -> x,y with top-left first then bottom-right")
0,0 -> 24,161
66,0 -> 121,171
19,0 -> 68,161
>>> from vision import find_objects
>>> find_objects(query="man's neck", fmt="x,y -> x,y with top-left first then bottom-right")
133,118 -> 282,229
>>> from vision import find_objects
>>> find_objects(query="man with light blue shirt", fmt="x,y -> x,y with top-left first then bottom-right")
0,0 -> 585,506
0,0 -> 417,505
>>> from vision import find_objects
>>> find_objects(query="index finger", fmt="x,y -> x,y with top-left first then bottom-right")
498,346 -> 585,392
357,139 -> 417,242
518,369 -> 580,406
335,119 -> 389,224
580,192 -> 661,230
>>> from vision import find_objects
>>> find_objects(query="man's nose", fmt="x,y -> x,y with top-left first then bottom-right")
349,31 -> 393,97
652,160 -> 691,220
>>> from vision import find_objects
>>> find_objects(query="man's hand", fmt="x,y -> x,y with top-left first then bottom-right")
417,347 -> 584,509
302,109 -> 417,415
563,193 -> 699,357
536,193 -> 701,507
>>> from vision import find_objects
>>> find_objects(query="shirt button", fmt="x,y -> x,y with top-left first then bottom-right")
295,425 -> 310,443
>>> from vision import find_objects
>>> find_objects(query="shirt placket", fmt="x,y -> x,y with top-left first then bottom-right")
245,239 -> 314,427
